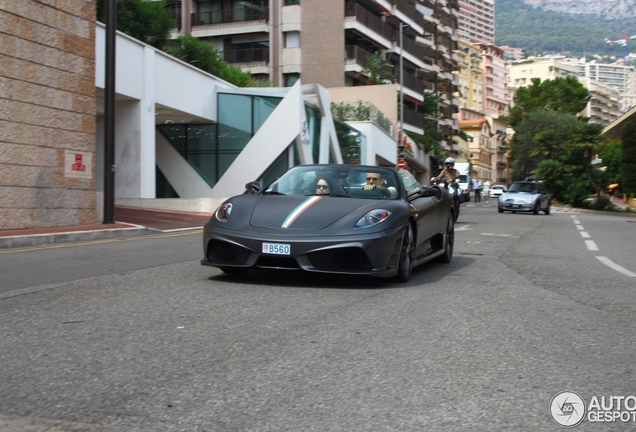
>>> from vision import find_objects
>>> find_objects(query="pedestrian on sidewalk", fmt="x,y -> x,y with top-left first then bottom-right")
483,179 -> 491,202
473,179 -> 482,203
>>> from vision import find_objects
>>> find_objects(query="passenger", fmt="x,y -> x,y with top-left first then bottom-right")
314,177 -> 333,195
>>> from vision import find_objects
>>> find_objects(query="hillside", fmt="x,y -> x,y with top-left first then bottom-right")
495,0 -> 636,62
523,0 -> 636,19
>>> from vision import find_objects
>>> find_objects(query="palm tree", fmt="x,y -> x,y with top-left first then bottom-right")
361,52 -> 395,85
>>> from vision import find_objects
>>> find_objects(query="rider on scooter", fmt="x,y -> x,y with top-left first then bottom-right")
436,157 -> 461,207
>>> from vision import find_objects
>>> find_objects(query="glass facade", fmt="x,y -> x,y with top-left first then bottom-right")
156,91 -> 363,197
335,120 -> 362,165
156,92 -> 283,197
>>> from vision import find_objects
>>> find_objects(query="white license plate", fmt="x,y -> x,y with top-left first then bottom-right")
262,242 -> 291,255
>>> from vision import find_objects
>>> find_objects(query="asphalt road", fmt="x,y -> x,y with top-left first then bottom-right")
1,203 -> 635,431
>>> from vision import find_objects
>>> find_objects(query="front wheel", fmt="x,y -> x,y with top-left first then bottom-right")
394,223 -> 415,282
544,204 -> 551,215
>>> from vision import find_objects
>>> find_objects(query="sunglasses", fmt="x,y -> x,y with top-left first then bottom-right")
316,184 -> 329,190
366,177 -> 380,181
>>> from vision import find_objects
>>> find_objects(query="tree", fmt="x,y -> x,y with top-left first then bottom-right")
361,52 -> 395,85
509,110 -> 580,180
600,141 -> 622,184
96,0 -> 176,50
165,36 -> 253,87
508,77 -> 590,127
621,121 -> 636,198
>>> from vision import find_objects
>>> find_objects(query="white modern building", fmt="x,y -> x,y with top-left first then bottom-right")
95,24 -> 402,214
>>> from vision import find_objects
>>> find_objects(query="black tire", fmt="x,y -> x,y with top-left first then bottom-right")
394,222 -> 415,282
435,215 -> 454,263
498,207 -> 504,213
544,204 -> 550,215
533,201 -> 539,215
220,267 -> 249,275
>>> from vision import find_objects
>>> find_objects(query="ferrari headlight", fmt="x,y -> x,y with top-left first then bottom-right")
215,202 -> 233,223
354,209 -> 391,229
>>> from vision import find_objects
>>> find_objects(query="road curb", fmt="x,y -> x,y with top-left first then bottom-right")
0,227 -> 154,250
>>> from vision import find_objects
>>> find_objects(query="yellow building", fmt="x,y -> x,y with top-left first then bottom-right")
456,40 -> 483,113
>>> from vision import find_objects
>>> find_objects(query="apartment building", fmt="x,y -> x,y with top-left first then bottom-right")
168,0 -> 461,154
456,39 -> 483,112
509,56 -> 625,124
457,0 -> 494,44
507,55 -> 581,104
476,43 -> 509,118
578,78 -> 623,127
508,56 -> 581,89
583,62 -> 635,111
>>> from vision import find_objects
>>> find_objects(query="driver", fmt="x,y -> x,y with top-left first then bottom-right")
363,172 -> 392,198
436,157 -> 460,202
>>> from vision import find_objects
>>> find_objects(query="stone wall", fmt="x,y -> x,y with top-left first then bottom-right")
0,1 -> 96,230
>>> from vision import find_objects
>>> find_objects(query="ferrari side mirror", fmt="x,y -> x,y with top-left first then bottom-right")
245,181 -> 262,195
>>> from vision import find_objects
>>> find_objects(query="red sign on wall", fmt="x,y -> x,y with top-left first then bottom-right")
65,150 -> 92,179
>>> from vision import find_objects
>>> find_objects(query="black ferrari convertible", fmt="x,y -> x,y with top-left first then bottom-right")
201,164 -> 455,282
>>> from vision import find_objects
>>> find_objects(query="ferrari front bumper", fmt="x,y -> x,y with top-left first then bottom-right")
201,223 -> 406,277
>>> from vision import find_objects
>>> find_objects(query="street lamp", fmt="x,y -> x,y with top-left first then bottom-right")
399,23 -> 410,146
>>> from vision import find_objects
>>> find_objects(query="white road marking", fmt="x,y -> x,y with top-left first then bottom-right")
596,256 -> 636,277
574,220 -> 581,225
585,240 -> 599,251
580,231 -> 590,238
456,225 -> 472,231
576,225 -> 584,230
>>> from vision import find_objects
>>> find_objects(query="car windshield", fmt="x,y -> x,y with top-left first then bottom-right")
263,165 -> 403,200
508,182 -> 538,193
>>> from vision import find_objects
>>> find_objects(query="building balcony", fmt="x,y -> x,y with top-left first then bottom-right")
416,60 -> 440,78
401,71 -> 424,94
281,47 -> 301,73
345,45 -> 373,70
403,106 -> 424,130
191,6 -> 268,26
497,161 -> 507,168
391,0 -> 416,19
344,2 -> 393,42
224,46 -> 269,65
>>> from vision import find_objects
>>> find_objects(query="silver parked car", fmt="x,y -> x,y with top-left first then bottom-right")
498,181 -> 550,215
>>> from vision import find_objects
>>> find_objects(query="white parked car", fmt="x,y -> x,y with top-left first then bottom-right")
489,185 -> 507,198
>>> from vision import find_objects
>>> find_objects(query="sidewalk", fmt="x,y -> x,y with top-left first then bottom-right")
0,206 -> 214,250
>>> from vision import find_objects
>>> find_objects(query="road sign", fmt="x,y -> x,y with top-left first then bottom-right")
397,160 -> 407,169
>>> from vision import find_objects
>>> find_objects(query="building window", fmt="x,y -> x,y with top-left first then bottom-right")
285,31 -> 300,48
284,0 -> 299,5
284,74 -> 300,87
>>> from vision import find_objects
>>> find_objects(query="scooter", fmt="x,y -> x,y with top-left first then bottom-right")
431,177 -> 461,221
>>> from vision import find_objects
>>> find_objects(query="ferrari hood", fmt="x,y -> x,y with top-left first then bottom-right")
249,196 -> 376,229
